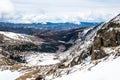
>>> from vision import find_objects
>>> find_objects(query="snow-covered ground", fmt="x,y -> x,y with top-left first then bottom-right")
0,31 -> 32,42
0,70 -> 21,80
25,52 -> 60,66
54,56 -> 120,80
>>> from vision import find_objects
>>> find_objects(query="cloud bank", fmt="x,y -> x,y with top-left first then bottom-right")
0,0 -> 119,23
0,0 -> 14,21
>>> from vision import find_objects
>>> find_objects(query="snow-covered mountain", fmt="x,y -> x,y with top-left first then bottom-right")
47,13 -> 120,80
0,14 -> 120,80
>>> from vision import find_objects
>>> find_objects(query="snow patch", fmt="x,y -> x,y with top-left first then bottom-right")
0,70 -> 21,80
102,46 -> 120,54
0,31 -> 32,42
109,27 -> 113,31
84,56 -> 91,62
25,53 -> 60,66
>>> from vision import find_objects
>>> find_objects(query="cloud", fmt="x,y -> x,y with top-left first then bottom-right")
0,0 -> 15,21
8,10 -> 116,24
0,0 -> 120,23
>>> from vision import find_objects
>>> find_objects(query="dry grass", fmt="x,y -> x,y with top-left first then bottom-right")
16,67 -> 41,80
10,64 -> 23,71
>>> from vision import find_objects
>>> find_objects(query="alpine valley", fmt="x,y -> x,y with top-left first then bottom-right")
0,14 -> 120,80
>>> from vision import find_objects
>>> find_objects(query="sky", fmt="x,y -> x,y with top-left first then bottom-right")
0,0 -> 120,23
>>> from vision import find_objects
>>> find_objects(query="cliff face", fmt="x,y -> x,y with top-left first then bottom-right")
94,22 -> 120,48
91,14 -> 120,60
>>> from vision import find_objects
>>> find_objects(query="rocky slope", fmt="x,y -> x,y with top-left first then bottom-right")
0,14 -> 120,80
44,14 -> 120,79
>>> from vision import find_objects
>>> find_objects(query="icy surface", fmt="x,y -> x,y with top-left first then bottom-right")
0,70 -> 21,80
54,56 -> 120,80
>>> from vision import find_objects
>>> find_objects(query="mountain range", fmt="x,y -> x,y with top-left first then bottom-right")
0,22 -> 99,34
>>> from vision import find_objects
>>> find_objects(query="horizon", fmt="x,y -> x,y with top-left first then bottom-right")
0,0 -> 120,23
0,21 -> 101,24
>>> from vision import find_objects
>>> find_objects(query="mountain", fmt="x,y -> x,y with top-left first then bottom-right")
0,22 -> 99,34
0,14 -> 120,80
0,28 -> 86,54
48,14 -> 120,80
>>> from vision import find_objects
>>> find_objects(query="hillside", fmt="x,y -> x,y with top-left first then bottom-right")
0,14 -> 120,80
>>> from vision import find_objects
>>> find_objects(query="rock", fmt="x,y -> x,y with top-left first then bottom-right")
116,32 -> 120,45
91,49 -> 107,60
118,48 -> 120,53
35,75 -> 44,80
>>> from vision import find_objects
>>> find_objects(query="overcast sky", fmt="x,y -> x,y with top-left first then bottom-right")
0,0 -> 120,23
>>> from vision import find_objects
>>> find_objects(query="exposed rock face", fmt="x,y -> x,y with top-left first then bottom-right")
91,14 -> 120,60
94,22 -> 120,47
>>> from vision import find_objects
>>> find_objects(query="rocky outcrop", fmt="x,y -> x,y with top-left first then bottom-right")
91,15 -> 120,60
